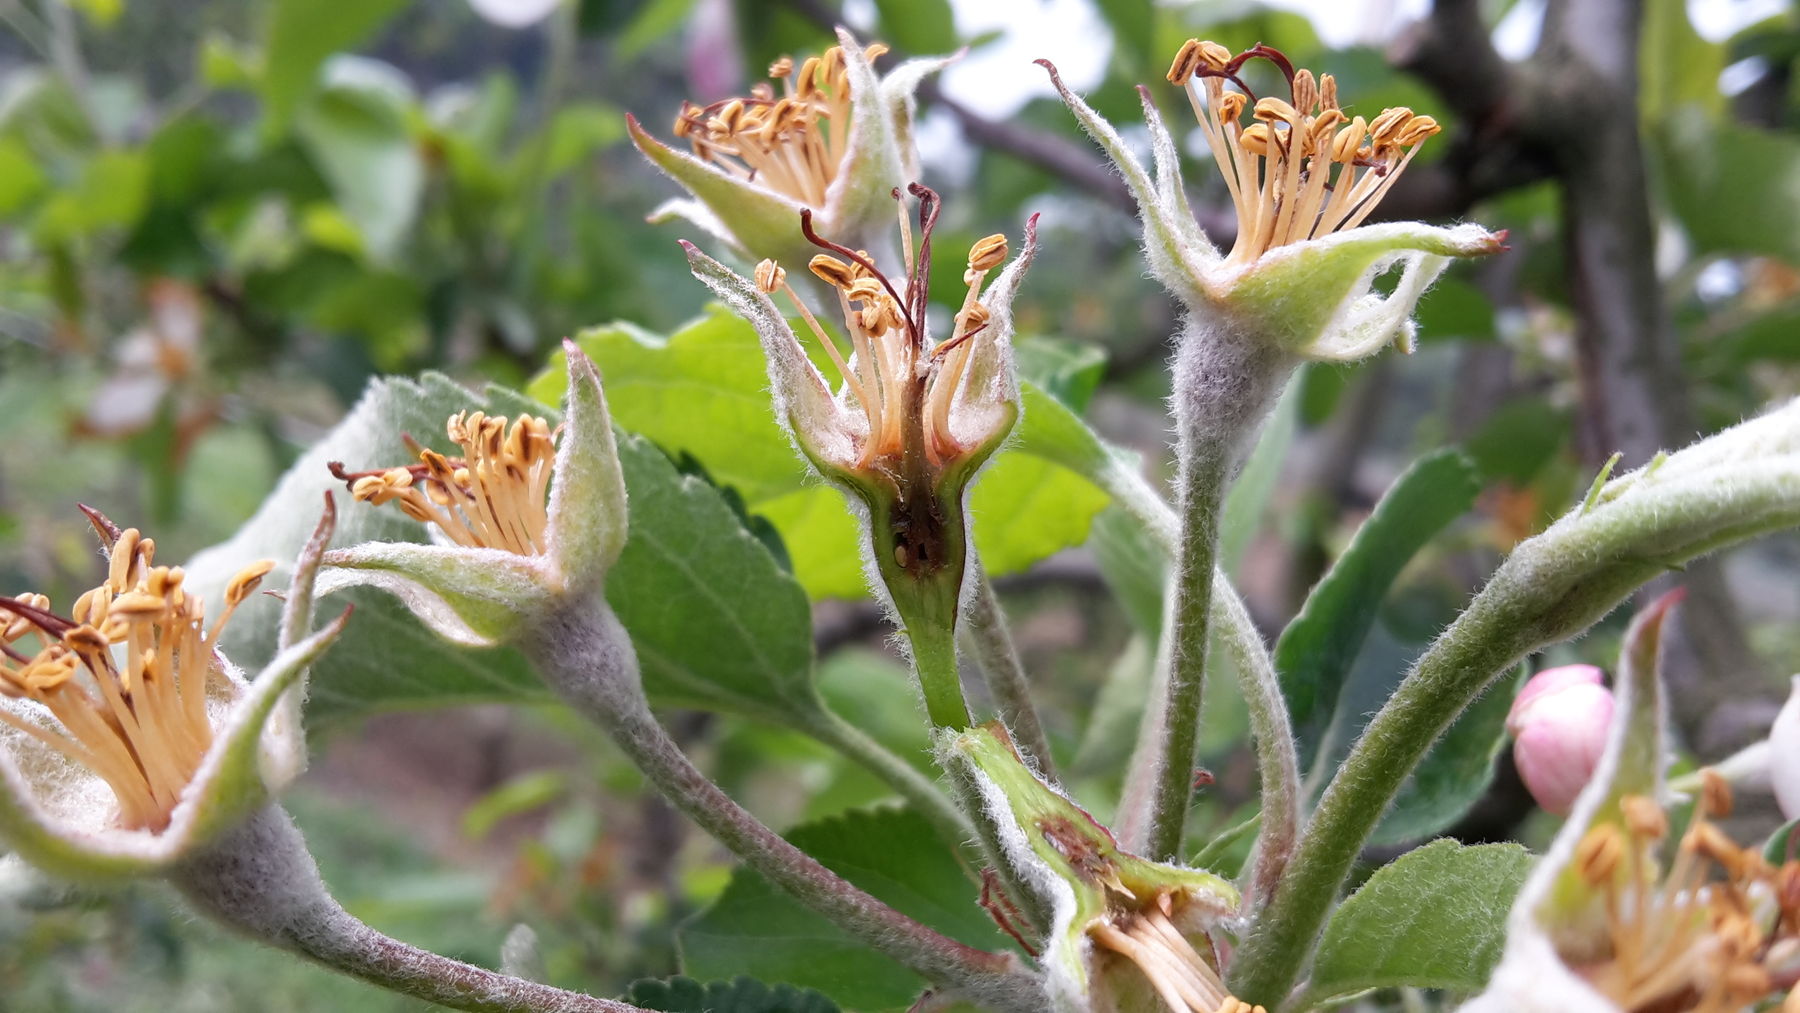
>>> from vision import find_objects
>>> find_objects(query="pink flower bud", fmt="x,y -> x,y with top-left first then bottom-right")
1507,664 -> 1614,817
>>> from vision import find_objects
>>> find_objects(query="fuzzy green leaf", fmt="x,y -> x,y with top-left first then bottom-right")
1279,450 -> 1482,770
1304,840 -> 1532,1003
679,807 -> 1010,1010
623,975 -> 841,1013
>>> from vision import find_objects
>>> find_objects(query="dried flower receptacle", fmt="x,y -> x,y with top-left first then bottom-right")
749,188 -> 1020,581
322,344 -> 627,649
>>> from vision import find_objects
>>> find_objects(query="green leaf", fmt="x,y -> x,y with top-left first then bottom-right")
872,0 -> 957,54
461,771 -> 567,841
533,310 -> 1108,599
33,149 -> 147,242
679,807 -> 1008,1010
1657,115 -> 1800,264
624,976 -> 841,1013
1372,666 -> 1524,846
1640,0 -> 1725,123
1304,840 -> 1532,1004
1278,450 -> 1482,770
0,137 -> 46,216
1765,817 -> 1800,864
1013,337 -> 1107,411
294,66 -> 424,264
183,374 -> 819,729
263,0 -> 409,131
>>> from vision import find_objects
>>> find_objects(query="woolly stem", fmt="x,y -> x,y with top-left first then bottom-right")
1074,402 -> 1299,892
175,804 -> 636,1013
1136,316 -> 1290,860
1226,595 -> 1530,1007
960,570 -> 1057,779
802,703 -> 976,853
522,596 -> 1043,1010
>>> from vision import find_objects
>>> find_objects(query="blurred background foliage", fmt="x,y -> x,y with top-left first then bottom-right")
1,0 -> 1799,1008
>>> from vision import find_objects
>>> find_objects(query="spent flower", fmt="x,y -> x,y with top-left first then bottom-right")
1043,41 -> 1504,362
630,28 -> 952,266
0,506 -> 344,879
685,188 -> 1037,726
322,344 -> 626,647
941,722 -> 1249,1012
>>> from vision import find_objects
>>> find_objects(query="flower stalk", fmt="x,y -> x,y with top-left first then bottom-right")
174,803 -> 642,1013
523,595 -> 1043,1010
961,569 -> 1056,779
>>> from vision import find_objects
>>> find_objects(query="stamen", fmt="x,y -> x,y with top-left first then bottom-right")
1171,41 -> 1440,263
671,42 -> 888,209
336,413 -> 558,557
0,528 -> 270,832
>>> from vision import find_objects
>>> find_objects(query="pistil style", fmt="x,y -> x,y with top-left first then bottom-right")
0,525 -> 273,833
1166,39 -> 1441,267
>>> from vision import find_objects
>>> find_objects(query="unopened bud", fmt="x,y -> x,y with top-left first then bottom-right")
1507,664 -> 1614,817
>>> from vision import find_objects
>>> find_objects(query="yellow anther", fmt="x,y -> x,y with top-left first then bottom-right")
1395,115 -> 1441,147
1621,795 -> 1668,841
1368,106 -> 1415,146
1216,91 -> 1247,123
754,260 -> 786,294
809,254 -> 858,288
1319,73 -> 1338,111
1239,122 -> 1273,157
844,278 -> 886,303
1291,70 -> 1318,117
769,56 -> 793,79
226,560 -> 276,607
1575,823 -> 1625,885
1331,119 -> 1367,162
1167,39 -> 1204,84
1254,97 -> 1301,125
967,233 -> 1009,272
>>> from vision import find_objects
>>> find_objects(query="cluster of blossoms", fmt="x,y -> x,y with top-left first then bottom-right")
8,19 -> 1800,1013
672,43 -> 885,210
